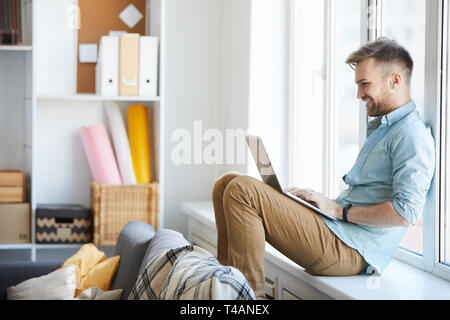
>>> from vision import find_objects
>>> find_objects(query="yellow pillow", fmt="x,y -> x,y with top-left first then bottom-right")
76,255 -> 120,297
60,243 -> 106,278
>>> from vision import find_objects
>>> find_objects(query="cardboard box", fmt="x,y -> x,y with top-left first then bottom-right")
0,186 -> 25,203
0,170 -> 25,187
0,203 -> 30,244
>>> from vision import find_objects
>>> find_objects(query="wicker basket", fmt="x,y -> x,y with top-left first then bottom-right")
91,181 -> 159,246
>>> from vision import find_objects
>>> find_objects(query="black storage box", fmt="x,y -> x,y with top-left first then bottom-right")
36,204 -> 92,244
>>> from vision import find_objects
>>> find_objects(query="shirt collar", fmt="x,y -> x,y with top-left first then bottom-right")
380,100 -> 416,126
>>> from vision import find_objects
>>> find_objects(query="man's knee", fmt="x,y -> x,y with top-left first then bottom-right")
212,171 -> 243,196
222,175 -> 260,202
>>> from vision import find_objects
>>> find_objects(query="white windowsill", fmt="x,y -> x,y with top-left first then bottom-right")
182,201 -> 450,300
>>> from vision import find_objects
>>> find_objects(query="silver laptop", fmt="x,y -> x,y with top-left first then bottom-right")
246,135 -> 337,220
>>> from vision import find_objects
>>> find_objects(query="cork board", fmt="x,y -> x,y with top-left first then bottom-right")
77,0 -> 146,93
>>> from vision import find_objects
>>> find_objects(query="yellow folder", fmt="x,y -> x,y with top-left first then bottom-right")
119,33 -> 140,96
128,105 -> 151,183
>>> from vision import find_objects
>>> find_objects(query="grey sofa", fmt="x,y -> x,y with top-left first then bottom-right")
0,221 -> 190,300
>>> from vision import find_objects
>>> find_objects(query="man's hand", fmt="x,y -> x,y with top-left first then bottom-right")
286,187 -> 343,220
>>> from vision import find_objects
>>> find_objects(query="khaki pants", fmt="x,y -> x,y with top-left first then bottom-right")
212,172 -> 367,296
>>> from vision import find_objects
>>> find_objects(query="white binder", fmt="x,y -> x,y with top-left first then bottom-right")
96,36 -> 119,96
139,36 -> 159,96
105,102 -> 137,185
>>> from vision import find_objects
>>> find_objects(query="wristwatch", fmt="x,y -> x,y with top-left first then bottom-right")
342,203 -> 352,222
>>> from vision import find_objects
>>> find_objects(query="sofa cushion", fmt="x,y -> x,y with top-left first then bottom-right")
110,221 -> 155,299
0,261 -> 62,300
60,243 -> 106,278
129,245 -> 192,300
137,228 -> 190,276
76,255 -> 120,296
76,286 -> 123,300
7,264 -> 80,300
131,245 -> 255,300
159,246 -> 255,300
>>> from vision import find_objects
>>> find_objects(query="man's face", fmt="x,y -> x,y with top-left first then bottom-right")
355,57 -> 395,117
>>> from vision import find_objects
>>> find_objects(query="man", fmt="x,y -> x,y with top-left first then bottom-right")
212,37 -> 435,297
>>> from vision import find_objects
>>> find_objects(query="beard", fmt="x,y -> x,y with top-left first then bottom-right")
364,95 -> 395,117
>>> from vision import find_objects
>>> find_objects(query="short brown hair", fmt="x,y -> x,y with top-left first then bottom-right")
346,37 -> 414,86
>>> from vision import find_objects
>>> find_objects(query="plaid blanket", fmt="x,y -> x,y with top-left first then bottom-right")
129,245 -> 255,300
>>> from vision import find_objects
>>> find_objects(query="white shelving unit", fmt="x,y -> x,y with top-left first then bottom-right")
0,0 -> 34,261
0,0 -> 165,262
0,45 -> 33,51
37,95 -> 161,102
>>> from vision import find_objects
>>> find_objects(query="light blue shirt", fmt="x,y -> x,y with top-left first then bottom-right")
321,100 -> 435,274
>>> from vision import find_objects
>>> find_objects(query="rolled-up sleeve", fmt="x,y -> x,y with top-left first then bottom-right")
390,125 -> 435,225
392,125 -> 435,225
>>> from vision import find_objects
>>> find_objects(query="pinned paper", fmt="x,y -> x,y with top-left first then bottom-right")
79,43 -> 98,63
119,4 -> 143,29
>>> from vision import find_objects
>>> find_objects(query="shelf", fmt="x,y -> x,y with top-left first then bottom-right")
0,243 -> 113,250
35,244 -> 115,249
37,94 -> 161,102
34,244 -> 83,249
0,45 -> 32,52
0,244 -> 32,250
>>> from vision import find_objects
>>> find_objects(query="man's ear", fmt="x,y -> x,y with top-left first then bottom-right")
390,72 -> 402,89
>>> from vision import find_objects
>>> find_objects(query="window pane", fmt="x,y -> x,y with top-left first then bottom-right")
291,0 -> 326,192
381,0 -> 426,255
333,0 -> 361,198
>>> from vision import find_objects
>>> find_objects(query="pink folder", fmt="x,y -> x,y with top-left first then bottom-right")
80,124 -> 122,185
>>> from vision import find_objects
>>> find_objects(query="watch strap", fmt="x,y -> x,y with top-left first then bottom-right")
343,203 -> 352,222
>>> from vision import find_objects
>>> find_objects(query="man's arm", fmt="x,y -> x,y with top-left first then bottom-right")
335,201 -> 411,227
286,188 -> 411,228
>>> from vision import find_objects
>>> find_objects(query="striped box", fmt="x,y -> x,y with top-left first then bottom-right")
36,204 -> 92,244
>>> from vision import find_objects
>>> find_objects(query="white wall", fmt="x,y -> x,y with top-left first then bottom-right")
163,0 -> 252,235
247,0 -> 291,187
214,0 -> 252,177
0,52 -> 27,170
164,0 -> 221,233
35,0 -> 77,96
36,100 -> 104,205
